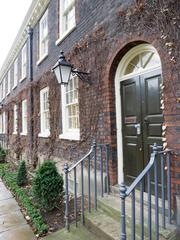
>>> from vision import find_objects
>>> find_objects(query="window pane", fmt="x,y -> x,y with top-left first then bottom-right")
65,76 -> 79,130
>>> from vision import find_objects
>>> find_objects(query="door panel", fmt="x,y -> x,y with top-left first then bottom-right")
121,77 -> 143,184
141,70 -> 163,165
121,69 -> 163,188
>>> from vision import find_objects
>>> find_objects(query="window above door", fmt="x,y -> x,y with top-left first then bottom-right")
124,51 -> 161,75
118,44 -> 162,79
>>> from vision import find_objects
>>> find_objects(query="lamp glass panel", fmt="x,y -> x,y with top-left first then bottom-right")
54,66 -> 61,84
60,65 -> 71,84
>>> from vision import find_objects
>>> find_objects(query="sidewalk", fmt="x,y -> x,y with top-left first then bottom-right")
0,178 -> 35,240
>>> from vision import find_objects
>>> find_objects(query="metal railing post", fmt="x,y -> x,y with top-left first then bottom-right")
100,145 -> 104,198
153,143 -> 159,240
93,140 -> 97,210
120,183 -> 127,240
106,144 -> 110,194
167,152 -> 172,224
64,163 -> 69,231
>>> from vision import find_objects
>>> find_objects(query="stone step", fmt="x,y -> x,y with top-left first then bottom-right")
85,209 -> 143,240
99,193 -> 173,226
95,194 -> 177,240
111,184 -> 170,213
42,223 -> 99,240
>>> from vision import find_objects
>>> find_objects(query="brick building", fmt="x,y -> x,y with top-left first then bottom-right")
0,0 -> 179,203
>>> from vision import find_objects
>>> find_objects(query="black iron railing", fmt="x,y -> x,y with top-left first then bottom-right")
120,143 -> 173,240
64,140 -> 110,231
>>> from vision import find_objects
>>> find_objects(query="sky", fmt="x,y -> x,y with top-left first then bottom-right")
0,0 -> 32,69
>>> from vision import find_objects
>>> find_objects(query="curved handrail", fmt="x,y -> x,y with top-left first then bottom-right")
125,148 -> 173,196
126,152 -> 156,196
68,146 -> 94,172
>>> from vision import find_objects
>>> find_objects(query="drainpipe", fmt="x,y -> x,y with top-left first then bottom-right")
27,26 -> 34,164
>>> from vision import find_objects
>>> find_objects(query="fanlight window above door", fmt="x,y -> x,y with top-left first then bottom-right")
124,51 -> 161,75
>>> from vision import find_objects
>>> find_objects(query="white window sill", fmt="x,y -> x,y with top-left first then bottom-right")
36,53 -> 48,66
12,85 -> 17,90
20,132 -> 27,136
12,132 -> 17,135
55,26 -> 76,46
19,76 -> 26,82
38,132 -> 50,138
59,130 -> 80,141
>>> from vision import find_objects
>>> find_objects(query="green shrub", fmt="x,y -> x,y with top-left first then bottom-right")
1,165 -> 48,235
0,147 -> 7,163
17,160 -> 28,186
32,160 -> 64,211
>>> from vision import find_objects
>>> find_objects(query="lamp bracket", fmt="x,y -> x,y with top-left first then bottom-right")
72,68 -> 91,84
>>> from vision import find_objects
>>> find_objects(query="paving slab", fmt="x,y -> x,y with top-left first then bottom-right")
0,182 -> 13,201
0,224 -> 35,240
0,178 -> 35,240
0,198 -> 20,215
0,211 -> 26,232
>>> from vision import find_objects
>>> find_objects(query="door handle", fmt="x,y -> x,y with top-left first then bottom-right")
144,116 -> 149,123
135,123 -> 141,135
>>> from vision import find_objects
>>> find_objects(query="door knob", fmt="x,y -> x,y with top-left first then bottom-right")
144,116 -> 149,123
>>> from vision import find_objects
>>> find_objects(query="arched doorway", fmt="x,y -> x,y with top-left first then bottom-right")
115,44 -> 162,184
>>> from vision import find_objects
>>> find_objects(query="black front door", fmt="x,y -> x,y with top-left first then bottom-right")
121,69 -> 163,185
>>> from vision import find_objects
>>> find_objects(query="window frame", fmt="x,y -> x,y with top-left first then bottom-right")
20,43 -> 27,81
13,104 -> 18,134
21,99 -> 27,135
2,78 -> 5,100
60,75 -> 80,140
13,58 -> 18,89
57,0 -> 76,43
39,87 -> 50,138
38,9 -> 48,64
2,112 -> 6,134
0,82 -> 2,102
7,70 -> 11,95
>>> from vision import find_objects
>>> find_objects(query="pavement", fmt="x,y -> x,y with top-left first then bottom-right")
0,178 -> 35,240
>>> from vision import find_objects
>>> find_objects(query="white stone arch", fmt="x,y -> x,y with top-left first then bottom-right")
114,43 -> 162,183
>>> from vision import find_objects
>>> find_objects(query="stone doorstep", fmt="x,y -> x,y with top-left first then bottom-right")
85,209 -> 177,240
94,194 -> 177,240
97,194 -> 170,224
111,184 -> 170,211
41,224 -> 99,240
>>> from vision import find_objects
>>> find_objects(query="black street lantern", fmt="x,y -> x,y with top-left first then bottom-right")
52,51 -> 90,85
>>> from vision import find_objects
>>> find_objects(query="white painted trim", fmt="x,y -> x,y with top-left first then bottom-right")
19,76 -> 26,83
58,0 -> 76,42
55,26 -> 76,45
38,132 -> 50,138
20,132 -> 27,136
36,53 -> 48,66
39,86 -> 50,137
60,78 -> 80,141
0,0 -> 50,81
114,44 -> 162,184
59,130 -> 80,141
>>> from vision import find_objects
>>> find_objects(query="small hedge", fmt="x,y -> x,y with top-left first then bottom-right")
0,164 -> 48,235
0,147 -> 7,163
33,160 -> 64,211
17,160 -> 28,186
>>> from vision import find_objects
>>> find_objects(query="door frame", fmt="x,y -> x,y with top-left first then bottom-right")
114,44 -> 162,184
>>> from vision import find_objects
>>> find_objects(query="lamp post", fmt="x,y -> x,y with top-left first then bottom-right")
52,51 -> 90,85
